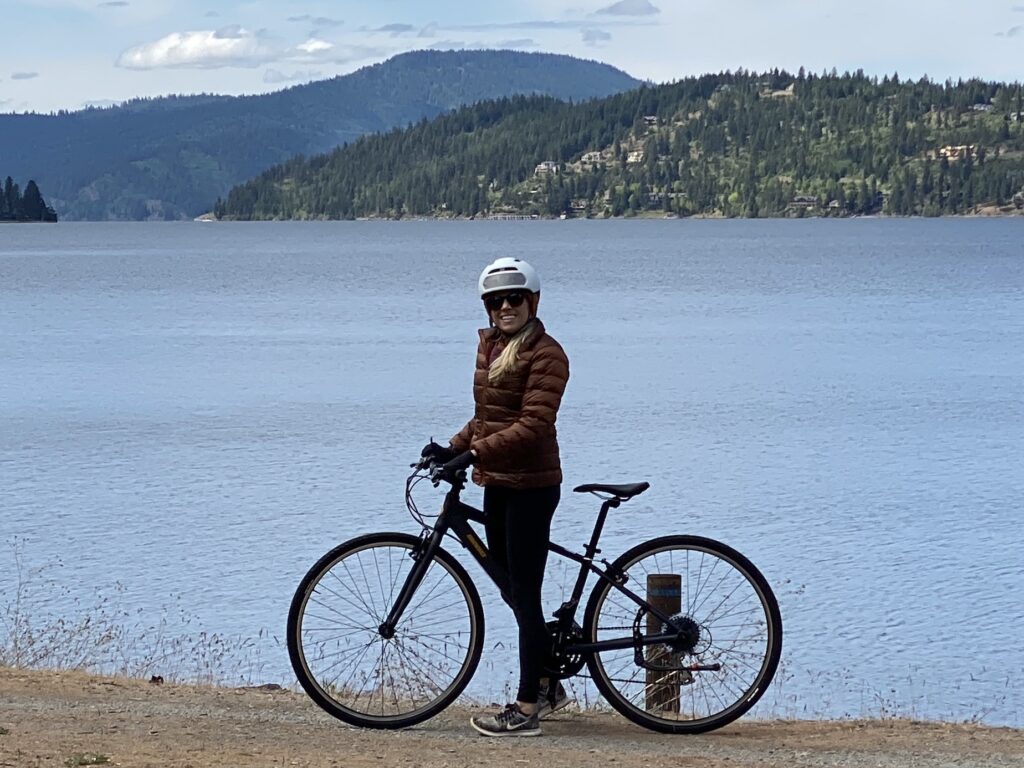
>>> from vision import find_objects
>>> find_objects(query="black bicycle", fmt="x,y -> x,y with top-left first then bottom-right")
287,457 -> 782,734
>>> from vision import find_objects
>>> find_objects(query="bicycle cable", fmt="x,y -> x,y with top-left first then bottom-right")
406,466 -> 472,548
405,470 -> 435,530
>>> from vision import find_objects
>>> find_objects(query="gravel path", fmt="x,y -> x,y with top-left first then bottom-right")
1,667 -> 1021,768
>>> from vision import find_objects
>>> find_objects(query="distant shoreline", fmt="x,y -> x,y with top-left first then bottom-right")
26,210 -> 1024,223
209,210 -> 1024,223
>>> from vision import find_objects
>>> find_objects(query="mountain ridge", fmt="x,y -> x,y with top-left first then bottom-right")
0,50 -> 641,220
215,70 -> 1024,221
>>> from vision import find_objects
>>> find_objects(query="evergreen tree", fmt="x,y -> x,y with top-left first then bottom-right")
0,176 -> 58,221
9,181 -> 22,219
3,176 -> 13,218
213,71 -> 1024,221
22,180 -> 45,220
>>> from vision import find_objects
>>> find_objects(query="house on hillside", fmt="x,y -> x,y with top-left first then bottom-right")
937,144 -> 977,161
626,150 -> 645,164
759,83 -> 796,100
535,161 -> 559,175
789,195 -> 818,209
581,151 -> 603,165
643,115 -> 659,126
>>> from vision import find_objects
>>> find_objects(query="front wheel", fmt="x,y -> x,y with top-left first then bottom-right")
583,535 -> 782,734
287,532 -> 485,728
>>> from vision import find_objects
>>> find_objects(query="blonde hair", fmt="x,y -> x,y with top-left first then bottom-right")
488,318 -> 537,383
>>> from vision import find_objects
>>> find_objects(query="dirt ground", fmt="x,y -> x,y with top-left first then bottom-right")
1,667 -> 1021,768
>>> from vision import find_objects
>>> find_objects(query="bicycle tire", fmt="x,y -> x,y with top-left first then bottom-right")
583,535 -> 782,734
287,532 -> 485,729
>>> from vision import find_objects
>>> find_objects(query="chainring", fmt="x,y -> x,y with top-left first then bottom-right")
543,619 -> 587,679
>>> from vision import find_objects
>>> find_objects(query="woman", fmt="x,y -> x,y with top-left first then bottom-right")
422,257 -> 571,737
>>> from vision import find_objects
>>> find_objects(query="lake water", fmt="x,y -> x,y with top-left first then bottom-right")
1,220 -> 1022,725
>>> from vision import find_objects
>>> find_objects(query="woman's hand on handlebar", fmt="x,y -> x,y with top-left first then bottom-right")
420,440 -> 456,464
427,450 -> 475,485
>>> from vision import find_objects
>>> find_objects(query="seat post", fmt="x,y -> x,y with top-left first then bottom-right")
585,497 -> 619,560
565,496 -> 620,609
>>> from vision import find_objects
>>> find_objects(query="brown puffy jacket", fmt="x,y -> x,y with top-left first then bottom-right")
450,319 -> 569,488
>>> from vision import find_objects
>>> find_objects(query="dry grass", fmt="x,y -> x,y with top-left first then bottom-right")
0,537 -> 272,685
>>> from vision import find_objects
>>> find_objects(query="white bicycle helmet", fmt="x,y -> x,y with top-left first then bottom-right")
478,257 -> 541,297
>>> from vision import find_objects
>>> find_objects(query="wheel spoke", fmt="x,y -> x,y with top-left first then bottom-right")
289,538 -> 481,727
587,539 -> 779,732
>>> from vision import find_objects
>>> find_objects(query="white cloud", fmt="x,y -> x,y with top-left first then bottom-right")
418,23 -> 439,38
214,25 -> 246,39
996,25 -> 1022,37
11,72 -> 40,80
457,19 -> 598,30
288,14 -> 342,26
297,38 -> 333,54
330,44 -> 395,64
582,28 -> 612,46
594,0 -> 660,16
495,38 -> 536,48
445,18 -> 654,32
263,68 -> 322,84
426,39 -> 466,50
116,29 -> 280,69
375,23 -> 416,36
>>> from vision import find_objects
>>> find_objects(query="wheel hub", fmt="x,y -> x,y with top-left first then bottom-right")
663,613 -> 702,654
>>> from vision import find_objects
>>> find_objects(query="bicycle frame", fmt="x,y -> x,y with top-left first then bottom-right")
380,474 -> 687,658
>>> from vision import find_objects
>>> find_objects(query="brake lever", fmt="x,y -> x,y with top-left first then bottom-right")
412,455 -> 434,470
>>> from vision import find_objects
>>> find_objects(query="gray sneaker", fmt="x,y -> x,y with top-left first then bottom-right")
470,703 -> 541,737
536,681 -> 571,719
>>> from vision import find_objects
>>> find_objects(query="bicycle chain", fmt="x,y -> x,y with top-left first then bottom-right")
576,672 -> 674,685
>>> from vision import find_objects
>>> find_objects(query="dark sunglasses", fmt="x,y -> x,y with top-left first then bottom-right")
483,291 -> 528,312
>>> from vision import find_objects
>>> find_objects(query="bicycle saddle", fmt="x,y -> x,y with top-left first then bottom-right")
572,481 -> 649,500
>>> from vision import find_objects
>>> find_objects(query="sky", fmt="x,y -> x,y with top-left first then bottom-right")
1,0 -> 1022,114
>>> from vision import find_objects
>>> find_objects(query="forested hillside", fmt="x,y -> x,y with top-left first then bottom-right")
0,50 -> 640,220
217,69 -> 1024,220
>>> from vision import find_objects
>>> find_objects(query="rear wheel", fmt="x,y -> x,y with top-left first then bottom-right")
583,535 -> 782,734
287,532 -> 484,728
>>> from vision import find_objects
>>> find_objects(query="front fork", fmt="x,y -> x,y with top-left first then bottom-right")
378,522 -> 446,638
376,489 -> 452,638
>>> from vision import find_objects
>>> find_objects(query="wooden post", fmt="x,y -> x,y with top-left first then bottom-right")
646,574 -> 681,713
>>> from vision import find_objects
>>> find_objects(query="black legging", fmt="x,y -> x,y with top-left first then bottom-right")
483,483 -> 560,703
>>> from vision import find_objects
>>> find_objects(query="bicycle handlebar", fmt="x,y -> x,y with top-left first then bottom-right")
410,455 -> 467,488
